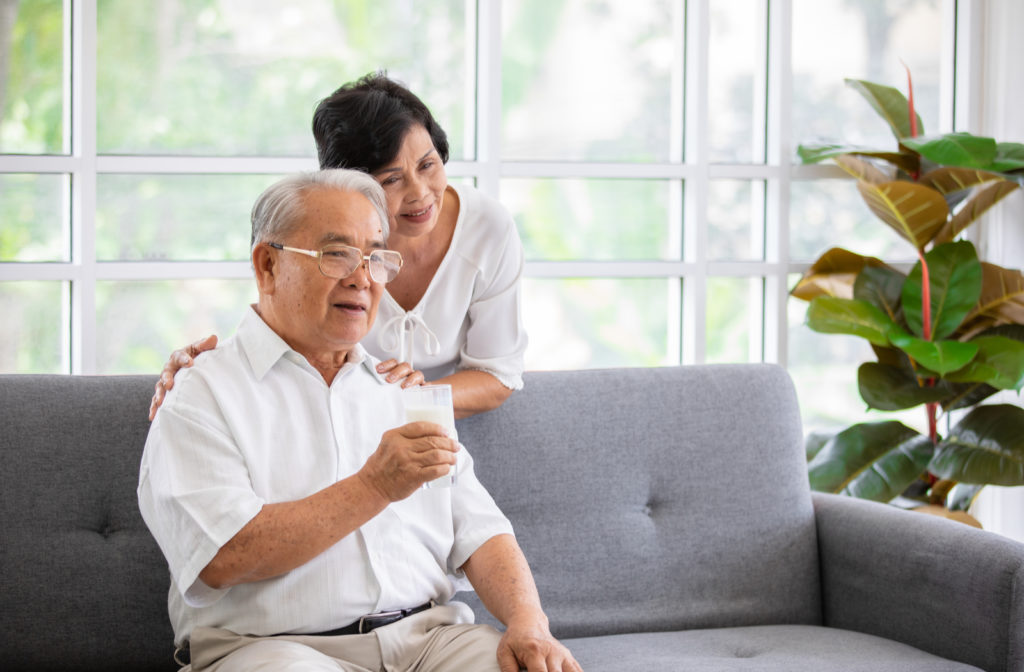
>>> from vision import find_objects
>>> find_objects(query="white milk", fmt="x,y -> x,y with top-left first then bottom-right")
405,404 -> 457,487
405,405 -> 456,435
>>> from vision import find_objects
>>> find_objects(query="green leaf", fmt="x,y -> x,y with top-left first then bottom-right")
807,421 -> 931,501
942,381 -> 999,413
903,241 -> 983,340
805,430 -> 832,462
989,141 -> 1024,172
854,265 -> 906,320
806,296 -> 896,346
887,331 -> 979,375
845,79 -> 925,140
798,143 -> 856,164
944,335 -> 1024,391
901,133 -> 997,169
858,362 -> 953,410
797,145 -> 918,173
931,405 -> 1024,486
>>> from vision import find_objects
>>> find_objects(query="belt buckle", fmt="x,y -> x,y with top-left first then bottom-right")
358,609 -> 403,634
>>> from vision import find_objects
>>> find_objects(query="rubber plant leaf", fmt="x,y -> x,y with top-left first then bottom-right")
855,180 -> 949,249
940,323 -> 1024,409
958,263 -> 1024,339
945,483 -> 984,512
807,421 -> 931,502
942,380 -> 999,413
791,248 -> 890,302
797,144 -> 919,173
805,431 -> 832,462
902,241 -> 983,340
917,167 -> 1008,195
798,143 -> 855,164
989,141 -> 1024,172
858,362 -> 953,410
854,265 -> 906,321
845,78 -> 925,140
933,180 -> 1020,245
931,404 -> 1024,486
901,133 -> 997,169
834,154 -> 893,184
806,296 -> 896,346
943,335 -> 1024,391
887,330 -> 979,376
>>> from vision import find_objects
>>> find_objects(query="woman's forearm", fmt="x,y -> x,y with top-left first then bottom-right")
433,369 -> 514,418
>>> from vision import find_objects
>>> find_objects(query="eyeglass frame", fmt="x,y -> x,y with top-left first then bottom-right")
266,242 -> 403,284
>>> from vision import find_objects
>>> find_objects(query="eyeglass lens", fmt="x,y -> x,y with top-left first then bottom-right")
320,245 -> 401,283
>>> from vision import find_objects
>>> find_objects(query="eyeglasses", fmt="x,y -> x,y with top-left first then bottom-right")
268,242 -> 403,284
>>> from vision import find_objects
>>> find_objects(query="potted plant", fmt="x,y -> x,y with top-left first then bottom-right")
792,75 -> 1024,515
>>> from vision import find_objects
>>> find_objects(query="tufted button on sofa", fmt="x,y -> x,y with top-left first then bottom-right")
2,365 -> 1022,671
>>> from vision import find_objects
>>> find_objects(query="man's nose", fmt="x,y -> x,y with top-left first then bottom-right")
344,258 -> 373,287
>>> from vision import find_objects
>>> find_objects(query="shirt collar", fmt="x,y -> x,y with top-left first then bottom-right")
237,305 -> 388,385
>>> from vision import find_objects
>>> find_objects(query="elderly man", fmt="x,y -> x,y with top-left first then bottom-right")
138,169 -> 580,672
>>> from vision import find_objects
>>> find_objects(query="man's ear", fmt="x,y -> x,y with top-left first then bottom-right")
252,243 -> 277,295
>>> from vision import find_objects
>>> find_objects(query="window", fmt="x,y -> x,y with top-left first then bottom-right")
0,0 -> 985,435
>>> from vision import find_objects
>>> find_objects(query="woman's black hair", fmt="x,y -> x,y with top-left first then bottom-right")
312,72 -> 450,173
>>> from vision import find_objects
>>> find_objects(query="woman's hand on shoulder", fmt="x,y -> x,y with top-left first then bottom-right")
148,334 -> 219,420
376,359 -> 426,388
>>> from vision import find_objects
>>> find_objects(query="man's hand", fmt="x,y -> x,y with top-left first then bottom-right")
462,536 -> 583,672
357,422 -> 458,501
376,358 -> 426,388
498,615 -> 583,672
148,334 -> 218,420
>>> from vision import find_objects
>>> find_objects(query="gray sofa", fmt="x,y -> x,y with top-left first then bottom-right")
2,365 -> 1022,671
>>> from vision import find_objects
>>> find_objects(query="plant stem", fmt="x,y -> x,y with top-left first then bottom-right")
918,248 -> 932,341
918,247 -> 938,445
927,401 -> 938,445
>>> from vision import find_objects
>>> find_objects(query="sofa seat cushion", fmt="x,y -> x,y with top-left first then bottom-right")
562,625 -> 984,671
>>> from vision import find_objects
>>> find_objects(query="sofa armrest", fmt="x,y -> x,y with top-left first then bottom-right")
813,492 -> 1024,672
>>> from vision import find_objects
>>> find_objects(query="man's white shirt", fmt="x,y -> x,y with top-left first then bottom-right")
138,307 -> 513,645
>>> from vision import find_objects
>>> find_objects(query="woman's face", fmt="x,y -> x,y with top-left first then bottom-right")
372,124 -> 449,239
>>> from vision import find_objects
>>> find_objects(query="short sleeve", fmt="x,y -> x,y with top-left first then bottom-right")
137,373 -> 265,607
459,211 -> 528,390
446,447 -> 515,583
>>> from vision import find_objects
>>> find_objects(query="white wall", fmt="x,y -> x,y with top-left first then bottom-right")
968,0 -> 1024,543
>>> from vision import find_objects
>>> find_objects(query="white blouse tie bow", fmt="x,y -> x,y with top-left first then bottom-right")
377,312 -> 441,369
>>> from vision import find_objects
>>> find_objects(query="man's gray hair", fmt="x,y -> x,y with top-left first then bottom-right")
250,169 -> 390,253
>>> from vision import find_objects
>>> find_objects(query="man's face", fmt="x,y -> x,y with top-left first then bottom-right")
266,188 -> 386,358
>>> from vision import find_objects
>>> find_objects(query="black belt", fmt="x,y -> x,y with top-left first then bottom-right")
308,602 -> 433,636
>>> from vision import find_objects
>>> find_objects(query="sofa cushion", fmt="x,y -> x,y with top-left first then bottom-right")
562,625 -> 985,671
455,365 -> 821,639
0,375 -> 175,672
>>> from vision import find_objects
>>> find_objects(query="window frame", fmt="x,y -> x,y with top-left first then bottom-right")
0,0 -> 998,375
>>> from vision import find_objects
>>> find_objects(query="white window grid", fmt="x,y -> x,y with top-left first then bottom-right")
0,0 -> 982,374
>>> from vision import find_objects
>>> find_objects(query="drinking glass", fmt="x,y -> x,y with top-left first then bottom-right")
403,384 -> 458,488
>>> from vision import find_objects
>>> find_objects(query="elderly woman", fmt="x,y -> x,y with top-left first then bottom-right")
150,73 -> 526,420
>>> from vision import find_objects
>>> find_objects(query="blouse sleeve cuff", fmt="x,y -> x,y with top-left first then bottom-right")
459,366 -> 524,391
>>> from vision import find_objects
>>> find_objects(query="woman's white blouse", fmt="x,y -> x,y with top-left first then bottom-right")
366,183 -> 528,389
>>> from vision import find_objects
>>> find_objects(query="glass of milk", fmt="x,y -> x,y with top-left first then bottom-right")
403,384 -> 458,488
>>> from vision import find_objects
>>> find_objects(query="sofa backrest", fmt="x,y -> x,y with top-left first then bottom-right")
0,374 -> 176,671
0,364 -> 820,667
456,364 -> 821,639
